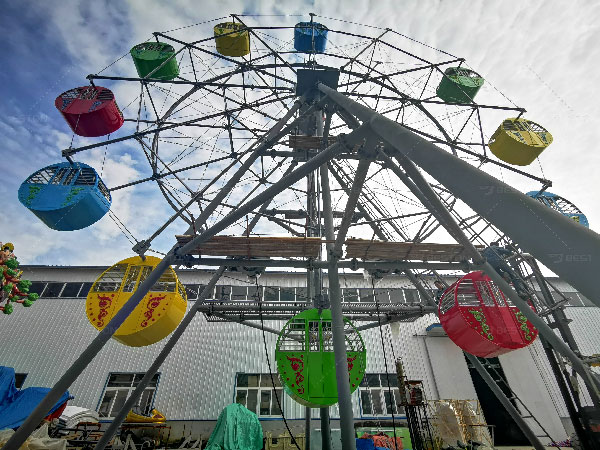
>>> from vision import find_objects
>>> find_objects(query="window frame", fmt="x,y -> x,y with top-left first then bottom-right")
60,282 -> 83,298
358,373 -> 404,418
234,373 -> 283,418
97,372 -> 160,420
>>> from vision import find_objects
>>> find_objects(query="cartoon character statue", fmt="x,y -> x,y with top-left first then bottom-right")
0,242 -> 38,315
0,242 -> 15,264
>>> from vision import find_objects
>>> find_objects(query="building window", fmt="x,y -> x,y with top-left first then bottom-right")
263,287 -> 279,302
15,373 -> 27,389
28,282 -> 46,296
359,373 -> 404,417
79,282 -> 93,297
231,286 -> 248,301
389,289 -> 404,303
235,373 -> 283,417
98,373 -> 160,419
43,282 -> 65,298
342,288 -> 359,302
217,285 -> 231,301
185,284 -> 200,300
60,282 -> 83,297
280,288 -> 295,303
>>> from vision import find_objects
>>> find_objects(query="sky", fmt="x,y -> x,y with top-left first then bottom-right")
1,0 -> 599,268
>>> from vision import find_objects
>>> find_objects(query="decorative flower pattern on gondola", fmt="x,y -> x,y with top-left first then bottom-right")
469,309 -> 494,341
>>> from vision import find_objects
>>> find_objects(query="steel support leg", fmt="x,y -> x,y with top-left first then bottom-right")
305,407 -> 312,450
465,353 -> 546,450
321,407 -> 333,450
322,147 -> 374,450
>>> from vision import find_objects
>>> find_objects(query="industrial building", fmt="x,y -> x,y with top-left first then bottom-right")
1,264 -> 598,446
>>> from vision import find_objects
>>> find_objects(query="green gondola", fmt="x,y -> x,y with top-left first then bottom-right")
130,42 -> 179,80
436,67 -> 484,103
275,309 -> 366,407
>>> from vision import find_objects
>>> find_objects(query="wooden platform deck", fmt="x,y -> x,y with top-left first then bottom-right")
176,236 -> 481,262
175,235 -> 324,258
345,239 -> 481,262
288,135 -> 336,149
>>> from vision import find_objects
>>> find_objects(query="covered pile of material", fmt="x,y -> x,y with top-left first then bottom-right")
206,403 -> 263,450
0,366 -> 71,430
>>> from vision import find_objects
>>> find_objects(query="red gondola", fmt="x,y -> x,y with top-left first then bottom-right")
438,271 -> 538,357
55,86 -> 124,137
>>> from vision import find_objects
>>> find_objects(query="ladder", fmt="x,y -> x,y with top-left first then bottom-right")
482,359 -> 562,448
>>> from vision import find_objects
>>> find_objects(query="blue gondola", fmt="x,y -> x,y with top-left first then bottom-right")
294,22 -> 328,53
18,162 -> 111,231
526,191 -> 589,227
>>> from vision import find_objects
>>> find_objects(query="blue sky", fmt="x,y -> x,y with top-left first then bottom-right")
1,0 -> 599,267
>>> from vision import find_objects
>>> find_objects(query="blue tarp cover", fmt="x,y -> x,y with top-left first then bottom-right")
0,366 -> 71,430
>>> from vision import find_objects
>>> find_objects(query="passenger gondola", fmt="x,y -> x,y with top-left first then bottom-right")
55,86 -> 124,137
488,118 -> 553,166
438,271 -> 538,357
18,162 -> 111,231
275,309 -> 366,407
436,67 -> 484,103
214,22 -> 250,57
526,191 -> 589,227
294,21 -> 329,53
130,42 -> 180,80
86,256 -> 187,347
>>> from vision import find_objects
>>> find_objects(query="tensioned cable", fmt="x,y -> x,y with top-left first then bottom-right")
159,16 -> 228,34
254,276 -> 302,450
372,277 -> 399,447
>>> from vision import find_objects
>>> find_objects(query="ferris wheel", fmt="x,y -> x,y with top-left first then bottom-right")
18,13 -> 568,254
9,14 -> 600,450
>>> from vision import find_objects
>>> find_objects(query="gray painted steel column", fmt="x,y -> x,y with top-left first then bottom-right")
527,257 -> 581,351
321,407 -> 333,450
303,107 -> 324,450
94,267 -> 226,450
322,149 -> 374,450
305,407 -> 312,450
465,353 -> 546,450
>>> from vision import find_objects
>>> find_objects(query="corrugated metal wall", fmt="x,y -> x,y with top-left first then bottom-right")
2,265 -> 597,440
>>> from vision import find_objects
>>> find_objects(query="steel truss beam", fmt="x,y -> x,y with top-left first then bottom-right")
318,82 -> 600,406
193,302 -> 433,314
88,74 -> 294,91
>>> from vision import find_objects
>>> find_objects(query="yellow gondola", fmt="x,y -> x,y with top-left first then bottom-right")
86,256 -> 187,347
488,118 -> 553,166
214,22 -> 250,57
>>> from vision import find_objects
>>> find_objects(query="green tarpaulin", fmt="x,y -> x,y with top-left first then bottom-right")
206,403 -> 264,450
